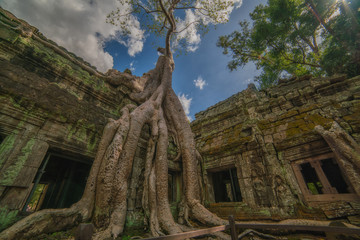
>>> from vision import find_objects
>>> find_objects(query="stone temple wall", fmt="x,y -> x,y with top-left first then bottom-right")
0,8 -> 151,229
1,6 -> 360,233
191,74 -> 360,223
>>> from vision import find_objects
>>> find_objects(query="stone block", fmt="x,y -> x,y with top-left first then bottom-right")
75,223 -> 94,240
319,202 -> 357,219
347,215 -> 360,226
277,123 -> 288,132
271,106 -> 282,114
262,127 -> 275,135
279,101 -> 293,110
264,135 -> 273,144
0,186 -> 31,210
272,131 -> 286,142
285,90 -> 300,100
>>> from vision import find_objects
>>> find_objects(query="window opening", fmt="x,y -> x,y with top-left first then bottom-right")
23,153 -> 91,212
292,153 -> 357,201
321,158 -> 349,193
300,162 -> 323,195
212,168 -> 242,203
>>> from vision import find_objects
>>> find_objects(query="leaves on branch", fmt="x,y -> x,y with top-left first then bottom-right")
107,0 -> 243,55
218,0 -> 360,89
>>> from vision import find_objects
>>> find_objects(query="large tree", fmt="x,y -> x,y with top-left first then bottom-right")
1,1 -> 355,239
217,0 -> 359,89
319,0 -> 360,77
0,0 -> 241,239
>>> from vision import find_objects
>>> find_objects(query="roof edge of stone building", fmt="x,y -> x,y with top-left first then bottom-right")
193,73 -> 349,123
0,7 -> 99,73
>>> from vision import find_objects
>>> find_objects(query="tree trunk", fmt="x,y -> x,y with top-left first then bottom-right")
0,53 -> 224,239
0,53 -> 345,240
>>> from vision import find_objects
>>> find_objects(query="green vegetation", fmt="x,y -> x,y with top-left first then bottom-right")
0,138 -> 36,186
17,35 -> 110,93
0,134 -> 16,168
218,0 -> 360,89
25,184 -> 47,212
0,208 -> 20,232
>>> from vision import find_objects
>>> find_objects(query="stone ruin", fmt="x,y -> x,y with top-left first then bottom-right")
191,74 -> 360,223
1,7 -> 360,236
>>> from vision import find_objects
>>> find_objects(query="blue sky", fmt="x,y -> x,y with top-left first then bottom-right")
0,0 -> 266,120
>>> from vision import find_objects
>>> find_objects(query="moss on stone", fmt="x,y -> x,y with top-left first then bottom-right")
0,138 -> 36,186
16,35 -> 110,94
65,120 -> 99,153
298,104 -> 320,113
305,114 -> 332,128
257,209 -> 272,217
0,134 -> 16,168
125,211 -> 144,229
278,110 -> 299,120
285,114 -> 332,138
167,139 -> 178,159
0,207 -> 20,232
0,26 -> 20,44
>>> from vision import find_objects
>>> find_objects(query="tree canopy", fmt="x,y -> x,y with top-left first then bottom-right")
107,0 -> 243,55
217,0 -> 360,89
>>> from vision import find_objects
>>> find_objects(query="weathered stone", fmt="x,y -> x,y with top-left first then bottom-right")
192,72 -> 360,222
1,7 -> 360,234
75,223 -> 94,240
318,202 -> 359,219
0,9 -> 162,231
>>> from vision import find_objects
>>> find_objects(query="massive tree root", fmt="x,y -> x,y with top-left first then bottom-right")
1,3 -> 356,239
0,53 -> 227,240
1,52 -> 356,240
4,41 -> 360,239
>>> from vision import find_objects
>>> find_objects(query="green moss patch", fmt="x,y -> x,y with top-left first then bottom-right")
0,138 -> 36,186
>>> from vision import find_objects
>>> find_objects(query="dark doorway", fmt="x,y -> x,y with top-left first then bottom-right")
168,171 -> 181,203
24,153 -> 91,212
299,158 -> 351,195
300,162 -> 323,195
321,158 -> 350,193
212,168 -> 242,202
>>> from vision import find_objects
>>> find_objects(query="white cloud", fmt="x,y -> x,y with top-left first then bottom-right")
175,9 -> 201,52
195,0 -> 243,24
178,93 -> 192,121
129,61 -> 135,72
174,0 -> 243,52
120,15 -> 145,57
1,0 -> 145,72
193,76 -> 207,90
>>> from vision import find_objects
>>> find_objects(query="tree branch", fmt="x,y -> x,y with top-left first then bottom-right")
159,0 -> 175,57
174,20 -> 201,34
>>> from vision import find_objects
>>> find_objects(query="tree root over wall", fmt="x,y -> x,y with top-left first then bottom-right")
1,54 -> 357,240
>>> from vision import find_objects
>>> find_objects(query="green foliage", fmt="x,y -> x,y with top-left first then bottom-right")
218,0 -> 359,89
320,0 -> 360,77
106,0 -> 242,54
0,138 -> 36,186
0,208 -> 20,232
124,68 -> 132,75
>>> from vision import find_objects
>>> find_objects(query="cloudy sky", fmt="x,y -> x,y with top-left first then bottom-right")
0,0 -> 266,121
